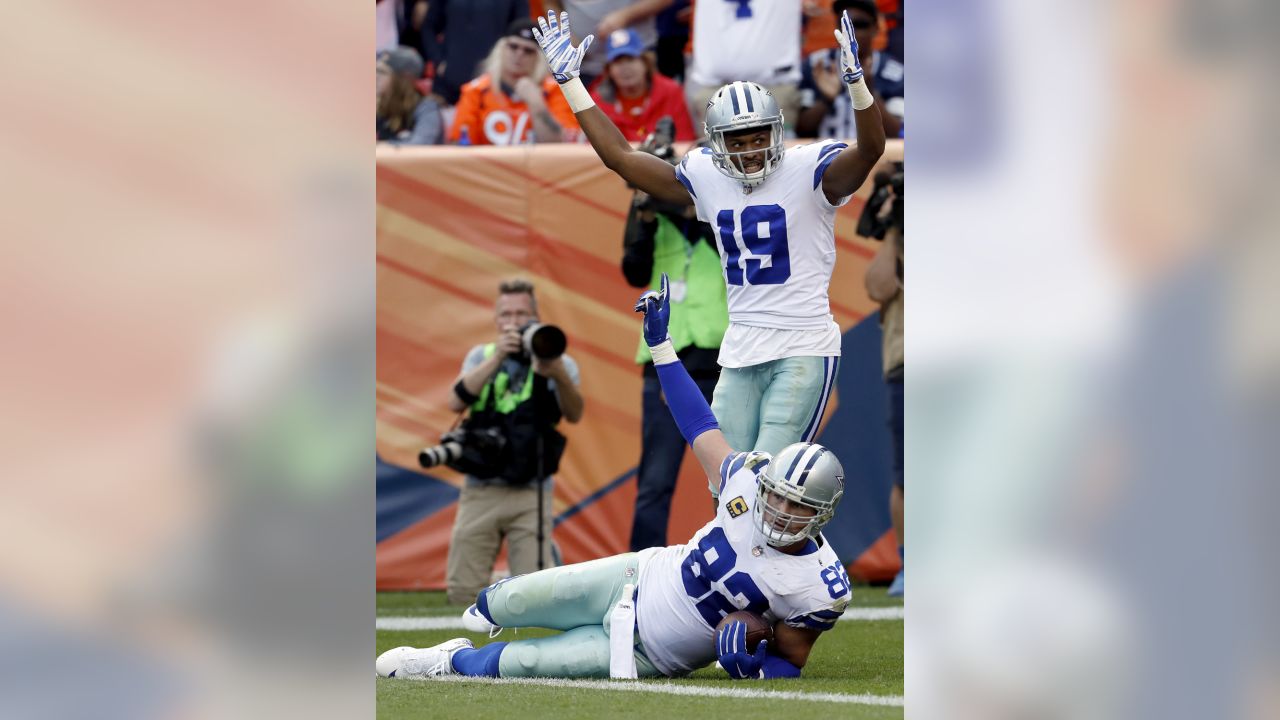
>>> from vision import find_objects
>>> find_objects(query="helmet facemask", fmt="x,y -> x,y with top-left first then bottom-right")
704,82 -> 786,190
752,443 -> 845,548
708,124 -> 784,189
747,466 -> 839,543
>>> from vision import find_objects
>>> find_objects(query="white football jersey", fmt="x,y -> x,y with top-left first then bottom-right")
688,0 -> 802,88
635,451 -> 852,677
674,141 -> 849,364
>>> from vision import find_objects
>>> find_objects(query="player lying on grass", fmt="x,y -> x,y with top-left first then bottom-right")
527,10 -> 885,460
377,274 -> 854,681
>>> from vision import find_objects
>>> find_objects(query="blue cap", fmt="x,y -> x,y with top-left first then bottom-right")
605,28 -> 645,63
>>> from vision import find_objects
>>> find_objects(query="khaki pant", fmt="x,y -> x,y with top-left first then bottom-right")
446,482 -> 554,606
686,82 -> 802,136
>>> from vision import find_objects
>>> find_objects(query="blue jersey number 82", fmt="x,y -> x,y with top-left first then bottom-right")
680,527 -> 769,627
716,204 -> 791,286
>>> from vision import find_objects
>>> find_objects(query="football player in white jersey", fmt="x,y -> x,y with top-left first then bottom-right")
376,274 -> 854,681
530,9 -> 885,464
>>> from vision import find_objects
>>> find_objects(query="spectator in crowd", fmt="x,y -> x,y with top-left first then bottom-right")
448,19 -> 581,145
796,0 -> 903,139
800,0 -> 838,58
376,0 -> 402,53
376,0 -> 431,54
589,29 -> 696,143
620,129 -> 727,550
685,0 -> 804,133
377,47 -> 445,145
544,0 -> 674,84
653,0 -> 691,83
880,0 -> 903,63
444,278 -> 584,606
861,165 -> 904,597
422,0 -> 531,106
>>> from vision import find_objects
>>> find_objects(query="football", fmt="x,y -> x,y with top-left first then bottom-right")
716,610 -> 774,652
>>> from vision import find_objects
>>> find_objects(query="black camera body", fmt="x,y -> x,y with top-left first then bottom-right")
630,116 -> 694,220
419,425 -> 508,478
856,161 -> 904,241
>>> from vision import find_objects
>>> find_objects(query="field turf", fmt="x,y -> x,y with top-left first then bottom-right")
376,588 -> 903,720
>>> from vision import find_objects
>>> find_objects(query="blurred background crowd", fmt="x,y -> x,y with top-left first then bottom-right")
376,0 -> 904,147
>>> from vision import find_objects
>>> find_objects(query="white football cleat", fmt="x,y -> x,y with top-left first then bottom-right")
462,604 -> 502,636
376,646 -> 414,678
376,638 -> 473,678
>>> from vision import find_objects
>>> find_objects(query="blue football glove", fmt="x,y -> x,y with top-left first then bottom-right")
532,10 -> 593,85
633,272 -> 671,347
716,620 -> 768,680
833,10 -> 865,86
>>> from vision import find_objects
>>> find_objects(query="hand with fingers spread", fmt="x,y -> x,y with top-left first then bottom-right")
833,10 -> 865,86
532,10 -> 594,86
716,620 -> 768,680
833,10 -> 874,110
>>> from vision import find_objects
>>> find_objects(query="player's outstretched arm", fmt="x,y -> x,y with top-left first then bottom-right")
820,10 -> 887,205
532,11 -> 693,207
633,273 -> 733,486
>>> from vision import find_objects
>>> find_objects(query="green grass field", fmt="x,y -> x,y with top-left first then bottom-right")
376,588 -> 903,720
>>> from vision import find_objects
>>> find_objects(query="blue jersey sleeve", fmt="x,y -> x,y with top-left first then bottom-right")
812,141 -> 849,191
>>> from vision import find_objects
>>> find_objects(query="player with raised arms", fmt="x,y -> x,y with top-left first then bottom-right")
377,274 -> 854,681
532,9 -> 885,467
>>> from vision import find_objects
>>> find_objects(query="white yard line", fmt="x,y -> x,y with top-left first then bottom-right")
376,606 -> 903,631
423,675 -> 904,707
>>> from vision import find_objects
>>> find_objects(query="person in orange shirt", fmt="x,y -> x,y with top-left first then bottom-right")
588,28 -> 696,143
448,18 -> 581,145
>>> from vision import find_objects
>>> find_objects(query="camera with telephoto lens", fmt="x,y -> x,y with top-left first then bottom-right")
418,425 -> 508,477
856,161 -> 904,241
630,116 -> 691,219
512,322 -> 567,363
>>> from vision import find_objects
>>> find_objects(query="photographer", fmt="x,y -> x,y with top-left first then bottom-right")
621,121 -> 728,551
858,161 -> 904,597
441,278 -> 583,605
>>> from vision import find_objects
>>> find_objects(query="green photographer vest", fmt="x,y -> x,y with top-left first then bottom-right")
634,213 -> 730,365
466,343 -> 566,483
472,343 -> 533,414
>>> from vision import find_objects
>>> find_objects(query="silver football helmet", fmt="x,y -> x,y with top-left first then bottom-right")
754,442 -> 845,547
704,81 -> 785,189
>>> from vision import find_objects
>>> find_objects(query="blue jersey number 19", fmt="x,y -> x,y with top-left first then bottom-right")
716,204 -> 791,286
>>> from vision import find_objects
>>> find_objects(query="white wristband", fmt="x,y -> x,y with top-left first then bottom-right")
648,339 -> 678,366
560,77 -> 595,113
846,78 -> 875,111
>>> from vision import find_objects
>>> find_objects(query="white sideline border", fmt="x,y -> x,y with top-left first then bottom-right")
376,606 -> 903,631
425,675 -> 905,707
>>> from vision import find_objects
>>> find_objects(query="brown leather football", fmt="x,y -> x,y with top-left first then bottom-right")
716,610 -> 774,652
